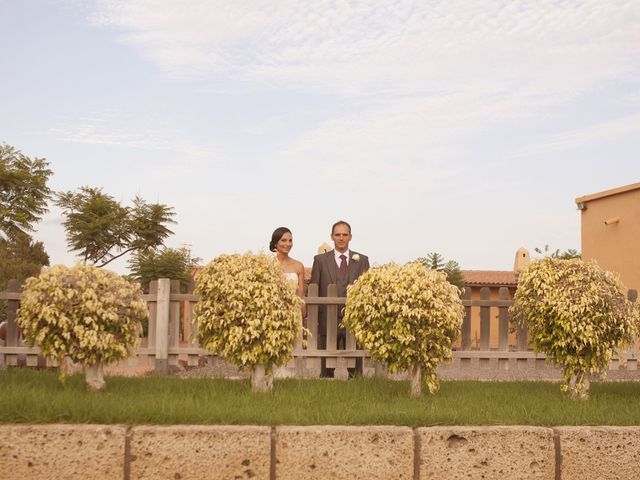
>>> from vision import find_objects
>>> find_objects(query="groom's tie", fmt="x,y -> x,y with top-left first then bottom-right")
339,254 -> 347,275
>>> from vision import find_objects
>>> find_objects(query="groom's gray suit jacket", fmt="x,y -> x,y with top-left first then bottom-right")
310,250 -> 370,349
310,250 -> 369,298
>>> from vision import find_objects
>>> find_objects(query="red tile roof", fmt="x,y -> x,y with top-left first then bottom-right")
462,270 -> 518,287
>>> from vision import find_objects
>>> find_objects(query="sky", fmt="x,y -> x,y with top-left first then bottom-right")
1,0 -> 639,274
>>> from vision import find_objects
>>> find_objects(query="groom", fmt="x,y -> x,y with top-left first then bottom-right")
310,220 -> 369,374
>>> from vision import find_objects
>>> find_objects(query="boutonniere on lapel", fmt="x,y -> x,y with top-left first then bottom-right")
351,254 -> 360,262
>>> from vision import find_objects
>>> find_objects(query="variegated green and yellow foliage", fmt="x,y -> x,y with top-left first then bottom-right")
510,258 -> 638,399
343,262 -> 464,395
17,264 -> 145,367
194,253 -> 302,372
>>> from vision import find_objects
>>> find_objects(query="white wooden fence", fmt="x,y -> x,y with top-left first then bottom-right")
1,279 -> 638,381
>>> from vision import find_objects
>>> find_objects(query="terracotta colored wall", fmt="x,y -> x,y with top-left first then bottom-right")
580,189 -> 640,291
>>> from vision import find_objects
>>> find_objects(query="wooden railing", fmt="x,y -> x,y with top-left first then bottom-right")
1,279 -> 638,381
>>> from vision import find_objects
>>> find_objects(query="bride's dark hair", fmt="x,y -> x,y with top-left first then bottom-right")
270,227 -> 292,252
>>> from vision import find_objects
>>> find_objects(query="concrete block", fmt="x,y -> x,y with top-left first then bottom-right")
557,426 -> 640,480
419,426 -> 555,480
0,424 -> 125,480
276,426 -> 413,479
129,425 -> 270,480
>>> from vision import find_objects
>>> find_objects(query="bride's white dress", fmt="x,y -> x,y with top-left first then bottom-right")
274,272 -> 299,379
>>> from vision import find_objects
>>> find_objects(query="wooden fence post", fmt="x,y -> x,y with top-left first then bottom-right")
516,308 -> 528,352
169,279 -> 181,367
628,289 -> 638,358
326,284 -> 338,352
5,280 -> 20,343
304,283 -> 321,377
306,283 -> 319,351
183,280 -> 196,345
461,287 -> 472,350
479,287 -> 491,350
155,278 -> 171,374
147,280 -> 158,351
5,279 -> 24,367
327,284 -> 349,380
498,287 -> 510,351
186,282 -> 200,367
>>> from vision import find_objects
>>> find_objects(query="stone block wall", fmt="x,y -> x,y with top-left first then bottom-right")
1,424 -> 639,479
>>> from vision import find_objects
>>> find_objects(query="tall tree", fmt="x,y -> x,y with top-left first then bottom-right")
534,245 -> 581,260
128,246 -> 201,293
55,186 -> 176,267
0,233 -> 50,321
0,233 -> 49,283
0,144 -> 52,240
415,252 -> 465,289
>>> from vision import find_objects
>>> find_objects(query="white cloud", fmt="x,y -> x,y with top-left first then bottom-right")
48,113 -> 171,150
46,112 -> 222,167
277,88 -> 551,190
86,0 -> 640,185
89,0 -> 640,95
513,113 -> 640,158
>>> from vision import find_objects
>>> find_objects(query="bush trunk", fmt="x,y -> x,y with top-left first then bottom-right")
251,364 -> 273,392
569,371 -> 591,400
410,362 -> 422,397
85,361 -> 105,391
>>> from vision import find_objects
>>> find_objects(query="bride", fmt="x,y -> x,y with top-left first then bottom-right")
270,227 -> 307,319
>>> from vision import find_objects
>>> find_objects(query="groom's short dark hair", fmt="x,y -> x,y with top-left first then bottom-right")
331,220 -> 351,235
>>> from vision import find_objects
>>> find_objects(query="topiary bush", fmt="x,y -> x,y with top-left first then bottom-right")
17,264 -> 146,390
194,252 -> 303,392
510,258 -> 638,399
343,262 -> 464,397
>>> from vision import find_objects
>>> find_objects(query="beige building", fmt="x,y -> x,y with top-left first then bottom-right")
575,182 -> 640,292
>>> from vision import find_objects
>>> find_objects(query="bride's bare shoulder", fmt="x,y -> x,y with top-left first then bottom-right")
292,259 -> 305,273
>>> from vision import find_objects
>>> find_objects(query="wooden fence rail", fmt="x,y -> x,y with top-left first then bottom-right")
1,279 -> 639,381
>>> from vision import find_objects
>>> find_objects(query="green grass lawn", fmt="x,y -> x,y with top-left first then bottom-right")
1,368 -> 640,426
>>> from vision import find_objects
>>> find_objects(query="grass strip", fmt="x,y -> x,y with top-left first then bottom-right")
1,369 -> 640,426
